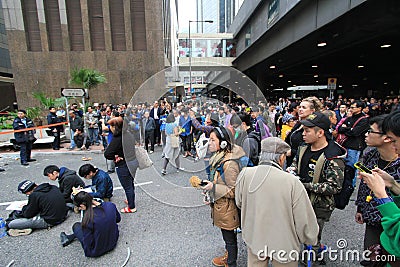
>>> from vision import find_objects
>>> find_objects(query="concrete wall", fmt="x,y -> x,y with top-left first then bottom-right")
2,0 -> 164,108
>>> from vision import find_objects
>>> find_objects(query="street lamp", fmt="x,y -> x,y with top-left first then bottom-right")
188,20 -> 213,99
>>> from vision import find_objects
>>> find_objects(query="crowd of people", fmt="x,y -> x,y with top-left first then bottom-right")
5,94 -> 400,266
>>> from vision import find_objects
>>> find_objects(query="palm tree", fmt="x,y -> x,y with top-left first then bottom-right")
68,68 -> 106,90
68,68 -> 106,132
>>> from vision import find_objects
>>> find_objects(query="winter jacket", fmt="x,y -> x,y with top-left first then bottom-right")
377,196 -> 400,257
13,117 -> 35,143
104,129 -> 136,167
235,161 -> 319,263
90,169 -> 113,199
291,140 -> 346,211
21,183 -> 67,225
142,117 -> 156,132
337,113 -> 369,151
58,167 -> 85,203
234,129 -> 260,166
79,202 -> 121,257
69,116 -> 83,132
210,145 -> 245,230
47,112 -> 63,131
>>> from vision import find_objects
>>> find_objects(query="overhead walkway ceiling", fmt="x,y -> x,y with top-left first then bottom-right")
236,0 -> 400,97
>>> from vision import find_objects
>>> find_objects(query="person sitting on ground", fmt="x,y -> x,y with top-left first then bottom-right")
78,164 -> 113,201
7,180 -> 67,237
43,165 -> 85,204
60,191 -> 121,257
74,127 -> 91,150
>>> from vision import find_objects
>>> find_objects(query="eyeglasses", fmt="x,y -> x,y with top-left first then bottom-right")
367,129 -> 384,135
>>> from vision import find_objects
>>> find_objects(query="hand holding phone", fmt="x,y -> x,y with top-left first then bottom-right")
354,161 -> 372,174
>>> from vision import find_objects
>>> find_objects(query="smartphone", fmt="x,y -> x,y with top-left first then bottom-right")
354,161 -> 372,174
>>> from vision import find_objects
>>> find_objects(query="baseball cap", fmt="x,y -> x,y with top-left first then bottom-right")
300,112 -> 330,132
18,180 -> 36,194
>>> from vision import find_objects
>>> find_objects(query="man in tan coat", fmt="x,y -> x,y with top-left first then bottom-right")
235,137 -> 319,267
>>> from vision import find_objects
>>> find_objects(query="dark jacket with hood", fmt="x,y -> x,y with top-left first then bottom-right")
291,140 -> 346,211
21,183 -> 67,225
235,129 -> 261,166
337,112 -> 369,151
58,167 -> 85,203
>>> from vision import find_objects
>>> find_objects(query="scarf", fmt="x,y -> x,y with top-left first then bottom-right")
208,151 -> 227,182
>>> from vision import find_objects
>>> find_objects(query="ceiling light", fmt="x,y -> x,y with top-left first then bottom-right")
384,82 -> 388,85
312,65 -> 318,68
287,80 -> 291,83
269,65 -> 276,69
292,84 -> 296,87
234,81 -> 238,84
316,80 -> 319,83
314,75 -> 318,78
270,84 -> 274,86
357,65 -> 364,68
317,42 -> 327,47
226,84 -> 230,86
339,85 -> 342,88
381,44 -> 391,48
352,84 -> 358,87
279,74 -> 283,78
242,75 -> 246,78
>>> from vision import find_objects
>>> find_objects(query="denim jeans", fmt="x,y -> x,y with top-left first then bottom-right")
88,128 -> 99,144
345,149 -> 361,186
116,160 -> 138,209
70,129 -> 76,148
8,215 -> 52,229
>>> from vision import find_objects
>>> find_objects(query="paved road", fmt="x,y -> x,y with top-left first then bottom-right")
0,147 -> 365,266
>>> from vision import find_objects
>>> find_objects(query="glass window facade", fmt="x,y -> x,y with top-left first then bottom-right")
179,38 -> 236,57
0,0 -> 11,70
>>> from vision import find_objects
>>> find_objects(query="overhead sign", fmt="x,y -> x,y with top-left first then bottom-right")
327,78 -> 337,90
61,88 -> 85,97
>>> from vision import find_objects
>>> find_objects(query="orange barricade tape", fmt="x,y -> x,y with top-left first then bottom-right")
0,122 -> 68,135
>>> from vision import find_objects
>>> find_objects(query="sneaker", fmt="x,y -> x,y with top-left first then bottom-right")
8,228 -> 33,237
161,170 -> 166,175
107,170 -> 115,174
212,251 -> 228,267
149,151 -> 154,154
176,167 -> 185,172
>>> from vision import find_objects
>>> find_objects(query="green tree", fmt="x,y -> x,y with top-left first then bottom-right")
68,68 -> 106,90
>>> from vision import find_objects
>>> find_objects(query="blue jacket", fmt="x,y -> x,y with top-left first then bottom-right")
79,202 -> 121,257
179,115 -> 191,136
90,169 -> 113,199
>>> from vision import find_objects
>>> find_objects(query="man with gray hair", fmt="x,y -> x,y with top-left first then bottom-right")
235,137 -> 318,266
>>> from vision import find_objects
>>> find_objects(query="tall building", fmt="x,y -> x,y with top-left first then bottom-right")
1,0 -> 164,108
196,0 -> 243,33
0,0 -> 15,111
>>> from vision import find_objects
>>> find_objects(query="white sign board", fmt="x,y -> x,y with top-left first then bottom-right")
61,88 -> 85,97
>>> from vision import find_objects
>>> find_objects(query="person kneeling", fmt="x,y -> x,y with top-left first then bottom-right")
60,191 -> 121,257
